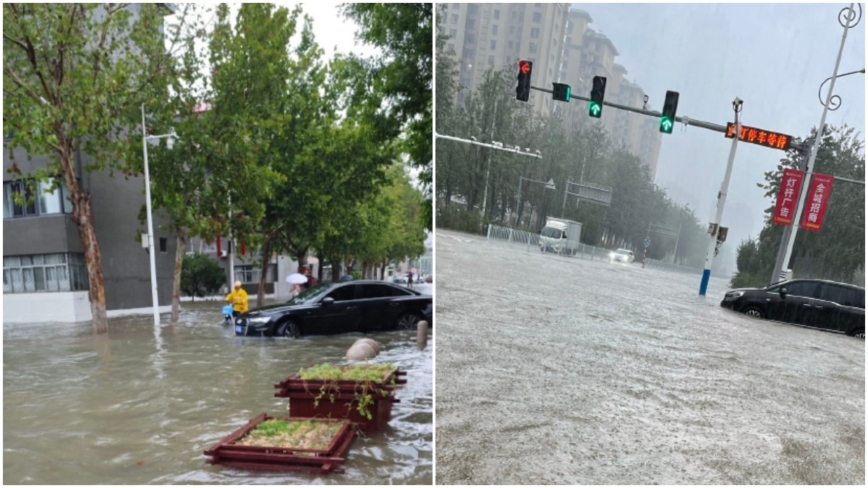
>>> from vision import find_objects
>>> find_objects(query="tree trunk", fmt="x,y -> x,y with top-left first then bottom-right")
71,187 -> 109,334
257,238 -> 272,307
381,260 -> 387,280
170,231 -> 187,323
317,254 -> 324,284
332,259 -> 341,282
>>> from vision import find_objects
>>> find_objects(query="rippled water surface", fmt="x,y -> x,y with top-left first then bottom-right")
4,301 -> 432,484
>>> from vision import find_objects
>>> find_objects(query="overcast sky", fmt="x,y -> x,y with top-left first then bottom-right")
578,2 -> 865,250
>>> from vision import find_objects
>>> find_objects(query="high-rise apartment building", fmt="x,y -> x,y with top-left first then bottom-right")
439,3 -> 570,115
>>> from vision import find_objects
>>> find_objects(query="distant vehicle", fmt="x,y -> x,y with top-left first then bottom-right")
538,217 -> 582,256
393,275 -> 408,284
609,248 -> 635,264
234,280 -> 432,338
721,279 -> 865,338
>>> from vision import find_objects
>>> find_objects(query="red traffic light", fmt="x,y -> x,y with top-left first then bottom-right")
519,60 -> 531,74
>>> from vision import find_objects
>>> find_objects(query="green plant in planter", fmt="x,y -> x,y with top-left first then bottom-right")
298,363 -> 397,420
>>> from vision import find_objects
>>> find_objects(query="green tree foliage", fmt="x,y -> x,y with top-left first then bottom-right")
435,64 -> 710,266
732,124 -> 865,287
181,253 -> 226,300
341,3 -> 433,228
3,4 -> 193,333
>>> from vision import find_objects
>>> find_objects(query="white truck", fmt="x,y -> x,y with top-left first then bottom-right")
538,217 -> 582,256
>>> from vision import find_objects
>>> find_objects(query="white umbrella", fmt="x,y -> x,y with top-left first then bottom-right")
286,273 -> 308,284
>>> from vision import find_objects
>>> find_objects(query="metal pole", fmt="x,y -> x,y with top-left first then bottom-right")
780,4 -> 854,283
515,176 -> 523,228
771,149 -> 809,283
228,195 -> 235,289
699,102 -> 741,296
481,97 -> 498,217
141,104 -> 160,326
562,180 -> 569,218
672,222 -> 682,264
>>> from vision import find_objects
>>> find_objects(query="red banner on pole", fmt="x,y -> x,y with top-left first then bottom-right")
772,168 -> 805,226
800,173 -> 834,232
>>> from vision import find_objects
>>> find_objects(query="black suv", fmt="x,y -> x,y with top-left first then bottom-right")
721,279 -> 865,338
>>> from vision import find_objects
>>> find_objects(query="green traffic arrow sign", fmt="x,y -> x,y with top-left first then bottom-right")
589,102 -> 601,117
660,117 -> 673,133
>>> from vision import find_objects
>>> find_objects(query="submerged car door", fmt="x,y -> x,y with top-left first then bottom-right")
312,284 -> 360,335
812,283 -> 859,333
356,284 -> 401,332
768,281 -> 817,326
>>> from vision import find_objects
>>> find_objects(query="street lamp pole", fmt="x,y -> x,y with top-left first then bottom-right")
699,98 -> 742,296
777,3 -> 860,284
141,104 -> 161,326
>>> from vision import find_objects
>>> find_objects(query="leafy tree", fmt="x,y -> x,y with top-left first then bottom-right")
732,124 -> 865,286
4,4 -> 193,333
341,3 -> 433,228
181,253 -> 226,301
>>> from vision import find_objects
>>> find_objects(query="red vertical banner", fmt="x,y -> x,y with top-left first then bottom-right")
800,173 -> 834,232
772,168 -> 805,226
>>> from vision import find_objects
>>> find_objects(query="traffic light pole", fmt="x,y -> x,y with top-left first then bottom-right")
530,86 -> 730,135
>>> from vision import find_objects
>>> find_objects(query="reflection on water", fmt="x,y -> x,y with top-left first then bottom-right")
3,302 -> 433,484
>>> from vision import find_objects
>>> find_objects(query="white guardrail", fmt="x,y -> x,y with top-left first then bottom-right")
485,224 -> 704,276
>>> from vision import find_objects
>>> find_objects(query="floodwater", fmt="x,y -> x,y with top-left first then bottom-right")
3,301 -> 433,485
435,229 -> 864,485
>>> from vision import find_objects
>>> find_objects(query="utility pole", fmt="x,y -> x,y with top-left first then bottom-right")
770,149 -> 810,283
777,3 -> 859,283
699,98 -> 742,296
481,97 -> 498,218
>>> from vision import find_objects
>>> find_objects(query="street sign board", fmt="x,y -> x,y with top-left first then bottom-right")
725,123 -> 792,151
644,237 -> 651,248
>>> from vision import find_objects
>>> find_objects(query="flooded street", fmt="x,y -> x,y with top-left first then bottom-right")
435,230 -> 864,485
4,301 -> 432,484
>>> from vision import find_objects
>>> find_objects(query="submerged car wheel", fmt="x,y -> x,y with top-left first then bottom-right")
396,312 -> 421,331
743,307 -> 764,319
276,320 -> 300,338
853,328 -> 865,339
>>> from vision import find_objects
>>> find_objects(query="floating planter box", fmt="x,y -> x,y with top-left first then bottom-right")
204,413 -> 355,473
274,364 -> 407,433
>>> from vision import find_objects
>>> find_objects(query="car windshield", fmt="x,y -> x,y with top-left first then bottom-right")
616,249 -> 630,255
285,283 -> 333,305
541,227 -> 563,239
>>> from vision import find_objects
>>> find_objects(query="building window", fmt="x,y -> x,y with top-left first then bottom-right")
488,55 -> 495,66
492,24 -> 498,35
452,3 -> 459,9
236,264 -> 278,284
4,178 -> 73,219
494,9 -> 500,20
467,19 -> 476,29
531,28 -> 540,39
533,12 -> 542,23
529,42 -> 537,53
449,28 -> 457,38
467,4 -> 478,14
450,14 -> 458,24
512,11 -> 518,20
159,237 -> 168,253
490,40 -> 496,50
447,43 -> 455,53
3,253 -> 89,294
508,40 -> 514,49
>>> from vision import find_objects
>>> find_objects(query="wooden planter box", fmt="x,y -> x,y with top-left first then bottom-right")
204,413 -> 355,473
274,369 -> 407,433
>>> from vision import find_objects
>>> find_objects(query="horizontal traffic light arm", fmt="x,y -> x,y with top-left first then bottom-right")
530,85 -> 727,134
435,132 -> 544,159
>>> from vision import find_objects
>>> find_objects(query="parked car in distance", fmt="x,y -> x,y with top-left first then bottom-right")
609,249 -> 635,264
721,279 -> 865,338
234,280 -> 432,338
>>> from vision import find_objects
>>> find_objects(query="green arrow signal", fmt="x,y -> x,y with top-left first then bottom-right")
660,117 -> 673,133
589,102 -> 601,118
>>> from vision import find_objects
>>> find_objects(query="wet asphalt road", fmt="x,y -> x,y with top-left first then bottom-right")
435,229 -> 864,484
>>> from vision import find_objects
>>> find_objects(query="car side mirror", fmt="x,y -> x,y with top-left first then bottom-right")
780,288 -> 788,298
322,297 -> 334,306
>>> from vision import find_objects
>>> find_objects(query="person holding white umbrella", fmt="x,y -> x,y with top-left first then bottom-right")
286,272 -> 307,298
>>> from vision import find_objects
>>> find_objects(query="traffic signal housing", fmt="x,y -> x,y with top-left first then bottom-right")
660,91 -> 679,134
516,60 -> 533,102
589,76 -> 607,118
552,83 -> 571,102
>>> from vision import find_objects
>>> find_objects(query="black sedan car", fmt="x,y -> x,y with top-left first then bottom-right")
721,279 -> 864,338
234,280 -> 432,338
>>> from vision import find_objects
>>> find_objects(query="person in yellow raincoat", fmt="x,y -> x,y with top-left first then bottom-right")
225,281 -> 249,317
